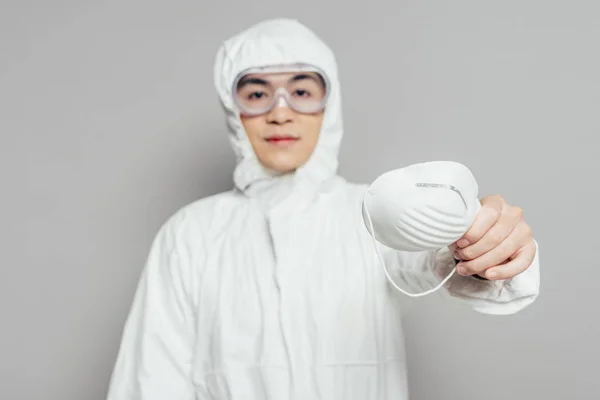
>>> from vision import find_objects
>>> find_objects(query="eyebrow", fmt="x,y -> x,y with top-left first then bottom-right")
237,73 -> 325,89
237,77 -> 269,89
291,74 -> 319,83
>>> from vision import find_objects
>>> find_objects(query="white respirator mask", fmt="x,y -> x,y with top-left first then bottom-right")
362,161 -> 482,297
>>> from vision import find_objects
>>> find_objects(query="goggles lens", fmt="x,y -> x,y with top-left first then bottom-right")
233,65 -> 328,116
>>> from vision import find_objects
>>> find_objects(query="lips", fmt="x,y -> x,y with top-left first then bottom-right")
265,135 -> 299,143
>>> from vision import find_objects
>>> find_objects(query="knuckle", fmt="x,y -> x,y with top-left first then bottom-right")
463,231 -> 479,243
522,223 -> 533,238
462,260 -> 481,273
461,264 -> 475,275
489,207 -> 501,221
461,248 -> 473,260
469,264 -> 486,275
490,194 -> 503,203
512,206 -> 524,219
494,195 -> 506,208
488,230 -> 505,245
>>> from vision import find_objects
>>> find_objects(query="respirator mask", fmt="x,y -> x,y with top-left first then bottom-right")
362,161 -> 482,297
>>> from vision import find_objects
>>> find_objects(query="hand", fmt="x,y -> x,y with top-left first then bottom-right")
449,194 -> 536,280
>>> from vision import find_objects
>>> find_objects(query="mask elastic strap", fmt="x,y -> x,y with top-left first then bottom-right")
362,200 -> 457,298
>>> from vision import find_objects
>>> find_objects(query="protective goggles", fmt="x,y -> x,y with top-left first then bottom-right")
232,63 -> 330,116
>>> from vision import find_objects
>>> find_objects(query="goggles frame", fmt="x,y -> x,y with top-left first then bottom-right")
231,63 -> 330,116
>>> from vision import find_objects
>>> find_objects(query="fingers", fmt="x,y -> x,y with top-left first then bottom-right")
455,203 -> 501,249
449,195 -> 535,281
456,221 -> 532,277
455,205 -> 523,261
482,241 -> 537,280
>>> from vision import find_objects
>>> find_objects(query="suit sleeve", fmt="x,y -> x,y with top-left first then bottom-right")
106,211 -> 198,399
378,240 -> 541,315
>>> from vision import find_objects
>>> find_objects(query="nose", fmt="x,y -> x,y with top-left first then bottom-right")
266,97 -> 294,124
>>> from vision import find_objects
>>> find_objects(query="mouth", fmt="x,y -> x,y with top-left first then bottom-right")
265,134 -> 299,144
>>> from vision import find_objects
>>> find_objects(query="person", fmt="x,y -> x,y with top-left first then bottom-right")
106,18 -> 540,400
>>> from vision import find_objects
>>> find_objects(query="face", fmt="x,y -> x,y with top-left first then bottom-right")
236,71 -> 326,174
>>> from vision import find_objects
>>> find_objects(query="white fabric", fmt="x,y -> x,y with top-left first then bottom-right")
106,18 -> 541,400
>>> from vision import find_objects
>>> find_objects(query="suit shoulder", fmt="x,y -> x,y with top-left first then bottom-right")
158,190 -> 237,235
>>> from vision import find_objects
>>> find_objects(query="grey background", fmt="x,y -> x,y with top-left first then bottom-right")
1,0 -> 598,399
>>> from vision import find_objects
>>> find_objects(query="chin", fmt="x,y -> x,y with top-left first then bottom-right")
271,165 -> 298,174
266,158 -> 303,174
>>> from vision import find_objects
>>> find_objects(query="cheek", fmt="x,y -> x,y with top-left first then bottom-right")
301,116 -> 324,138
240,118 -> 265,141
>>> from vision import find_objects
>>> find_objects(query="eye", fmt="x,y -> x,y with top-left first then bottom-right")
293,89 -> 311,97
248,91 -> 268,100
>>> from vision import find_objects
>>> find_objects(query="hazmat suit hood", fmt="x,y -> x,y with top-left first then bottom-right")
213,18 -> 344,206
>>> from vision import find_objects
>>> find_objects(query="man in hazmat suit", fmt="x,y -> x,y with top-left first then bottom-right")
106,18 -> 540,400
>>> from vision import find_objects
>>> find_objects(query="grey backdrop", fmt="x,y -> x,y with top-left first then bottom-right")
1,0 -> 598,399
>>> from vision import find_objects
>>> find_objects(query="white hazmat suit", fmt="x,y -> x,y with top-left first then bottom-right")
107,18 -> 540,400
